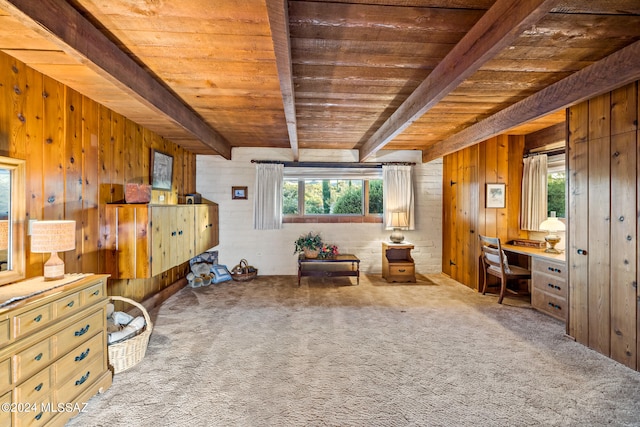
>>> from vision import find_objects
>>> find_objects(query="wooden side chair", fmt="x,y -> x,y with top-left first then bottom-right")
479,235 -> 531,304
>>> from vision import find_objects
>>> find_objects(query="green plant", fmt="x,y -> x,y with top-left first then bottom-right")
293,231 -> 323,254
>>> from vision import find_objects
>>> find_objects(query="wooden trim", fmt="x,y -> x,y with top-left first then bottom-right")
358,0 -> 559,161
423,39 -> 640,161
0,0 -> 232,159
524,122 -> 566,153
266,0 -> 299,160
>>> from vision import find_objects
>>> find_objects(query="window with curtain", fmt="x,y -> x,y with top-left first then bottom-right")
253,163 -> 284,230
382,165 -> 415,230
521,154 -> 548,231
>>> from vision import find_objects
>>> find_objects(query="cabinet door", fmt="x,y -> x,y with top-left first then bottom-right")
174,206 -> 194,265
151,206 -> 172,276
195,204 -> 218,254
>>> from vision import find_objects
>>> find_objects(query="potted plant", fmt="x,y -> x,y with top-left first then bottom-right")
294,232 -> 323,258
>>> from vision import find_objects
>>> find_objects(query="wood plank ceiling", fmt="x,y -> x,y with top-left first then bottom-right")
0,0 -> 639,161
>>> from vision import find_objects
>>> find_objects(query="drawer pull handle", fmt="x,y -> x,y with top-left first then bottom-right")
178,230 -> 183,235
34,382 -> 43,392
398,269 -> 406,272
75,348 -> 90,362
75,371 -> 90,386
171,231 -> 177,236
34,314 -> 42,322
34,352 -> 43,361
35,412 -> 44,421
547,267 -> 562,273
547,302 -> 562,310
74,324 -> 90,337
67,301 -> 75,308
92,290 -> 100,296
547,283 -> 562,290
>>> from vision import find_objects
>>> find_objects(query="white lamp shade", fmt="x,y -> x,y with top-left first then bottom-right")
539,217 -> 565,233
388,211 -> 408,228
30,220 -> 76,253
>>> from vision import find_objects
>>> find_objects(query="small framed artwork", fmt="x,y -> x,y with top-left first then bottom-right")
486,183 -> 506,208
232,186 -> 247,200
150,149 -> 174,190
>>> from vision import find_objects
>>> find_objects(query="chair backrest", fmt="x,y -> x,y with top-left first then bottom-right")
479,235 -> 507,276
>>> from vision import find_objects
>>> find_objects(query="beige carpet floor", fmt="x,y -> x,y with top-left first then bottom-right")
68,274 -> 640,426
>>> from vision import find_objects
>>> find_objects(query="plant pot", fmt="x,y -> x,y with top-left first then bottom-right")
303,248 -> 320,259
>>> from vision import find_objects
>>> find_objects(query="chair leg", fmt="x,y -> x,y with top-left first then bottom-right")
480,261 -> 487,295
498,278 -> 506,304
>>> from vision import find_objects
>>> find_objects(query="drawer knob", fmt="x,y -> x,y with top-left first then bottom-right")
75,348 -> 90,362
75,371 -> 91,386
74,324 -> 90,337
34,314 -> 42,322
92,290 -> 100,296
35,412 -> 44,421
171,231 -> 177,236
34,352 -> 43,361
398,269 -> 406,272
67,300 -> 75,308
34,382 -> 43,392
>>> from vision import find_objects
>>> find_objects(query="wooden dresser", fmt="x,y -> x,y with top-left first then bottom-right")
0,274 -> 111,426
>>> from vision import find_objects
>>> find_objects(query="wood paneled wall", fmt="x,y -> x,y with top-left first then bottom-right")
0,51 -> 196,302
568,81 -> 639,371
442,134 -> 526,289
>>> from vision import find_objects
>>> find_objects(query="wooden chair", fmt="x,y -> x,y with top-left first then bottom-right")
479,235 -> 531,304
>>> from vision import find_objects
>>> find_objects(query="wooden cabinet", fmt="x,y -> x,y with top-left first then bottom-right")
531,257 -> 567,322
106,203 -> 219,279
382,242 -> 416,283
0,274 -> 111,426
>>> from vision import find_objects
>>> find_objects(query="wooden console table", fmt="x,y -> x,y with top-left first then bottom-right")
297,254 -> 360,286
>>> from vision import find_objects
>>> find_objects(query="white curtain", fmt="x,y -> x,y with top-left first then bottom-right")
521,154 -> 548,231
382,165 -> 415,230
253,163 -> 284,230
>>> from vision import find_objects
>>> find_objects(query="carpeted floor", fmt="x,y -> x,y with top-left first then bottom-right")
68,274 -> 640,427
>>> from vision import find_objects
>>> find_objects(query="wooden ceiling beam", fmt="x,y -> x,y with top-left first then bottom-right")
0,0 -> 232,159
422,39 -> 640,162
266,0 -> 299,160
358,0 -> 560,161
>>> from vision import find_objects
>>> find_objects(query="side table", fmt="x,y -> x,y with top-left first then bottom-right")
382,242 -> 415,283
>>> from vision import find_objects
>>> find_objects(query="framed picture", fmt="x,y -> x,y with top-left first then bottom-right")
486,183 -> 506,208
232,186 -> 247,200
150,149 -> 173,190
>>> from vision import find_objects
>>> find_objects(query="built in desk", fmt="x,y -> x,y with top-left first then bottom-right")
502,244 -> 567,322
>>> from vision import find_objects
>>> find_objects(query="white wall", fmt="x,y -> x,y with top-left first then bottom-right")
196,148 -> 443,275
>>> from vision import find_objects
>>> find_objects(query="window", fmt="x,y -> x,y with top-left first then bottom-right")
547,153 -> 566,218
283,179 -> 383,217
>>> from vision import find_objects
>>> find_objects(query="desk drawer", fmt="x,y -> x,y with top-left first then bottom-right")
532,258 -> 566,280
532,289 -> 566,321
532,272 -> 567,299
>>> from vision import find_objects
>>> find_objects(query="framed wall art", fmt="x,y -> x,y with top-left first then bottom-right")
150,149 -> 174,190
486,183 -> 506,208
232,186 -> 247,200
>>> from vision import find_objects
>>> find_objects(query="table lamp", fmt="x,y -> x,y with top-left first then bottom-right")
539,212 -> 565,254
388,211 -> 408,243
30,220 -> 76,280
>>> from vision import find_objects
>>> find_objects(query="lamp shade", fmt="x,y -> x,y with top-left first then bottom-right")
539,216 -> 565,234
30,220 -> 76,280
388,211 -> 408,228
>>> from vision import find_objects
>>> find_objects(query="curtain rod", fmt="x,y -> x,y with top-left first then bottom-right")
524,148 -> 565,158
250,160 -> 415,168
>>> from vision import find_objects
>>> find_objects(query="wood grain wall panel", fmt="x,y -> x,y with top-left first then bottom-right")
0,51 -> 198,303
568,80 -> 640,371
508,136 -> 526,240
587,94 -> 611,355
568,101 -> 589,344
442,155 -> 452,277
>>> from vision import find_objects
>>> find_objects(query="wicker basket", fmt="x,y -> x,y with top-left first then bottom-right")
108,296 -> 153,374
231,259 -> 258,281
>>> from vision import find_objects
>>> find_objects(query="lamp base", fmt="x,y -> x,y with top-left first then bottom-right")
544,235 -> 562,254
43,251 -> 65,281
390,228 -> 404,244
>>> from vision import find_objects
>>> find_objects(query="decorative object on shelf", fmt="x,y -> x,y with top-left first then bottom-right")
150,149 -> 174,190
510,238 -> 546,249
319,243 -> 339,258
539,212 -> 566,254
125,183 -> 151,203
231,259 -> 258,281
294,231 -> 323,258
232,186 -> 248,200
388,211 -> 408,243
486,183 -> 506,208
30,220 -> 76,281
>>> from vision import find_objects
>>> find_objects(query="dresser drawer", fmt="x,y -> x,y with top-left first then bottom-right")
389,264 -> 415,277
15,305 -> 53,339
15,394 -> 52,427
55,309 -> 105,357
532,258 -> 566,279
15,338 -> 53,384
82,282 -> 105,305
0,318 -> 9,347
0,357 -> 10,391
56,355 -> 104,405
54,292 -> 82,318
532,289 -> 566,321
532,272 -> 567,299
0,390 -> 11,426
54,332 -> 104,386
16,367 -> 51,405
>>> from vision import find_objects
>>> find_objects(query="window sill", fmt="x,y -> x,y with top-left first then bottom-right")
283,215 -> 383,224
